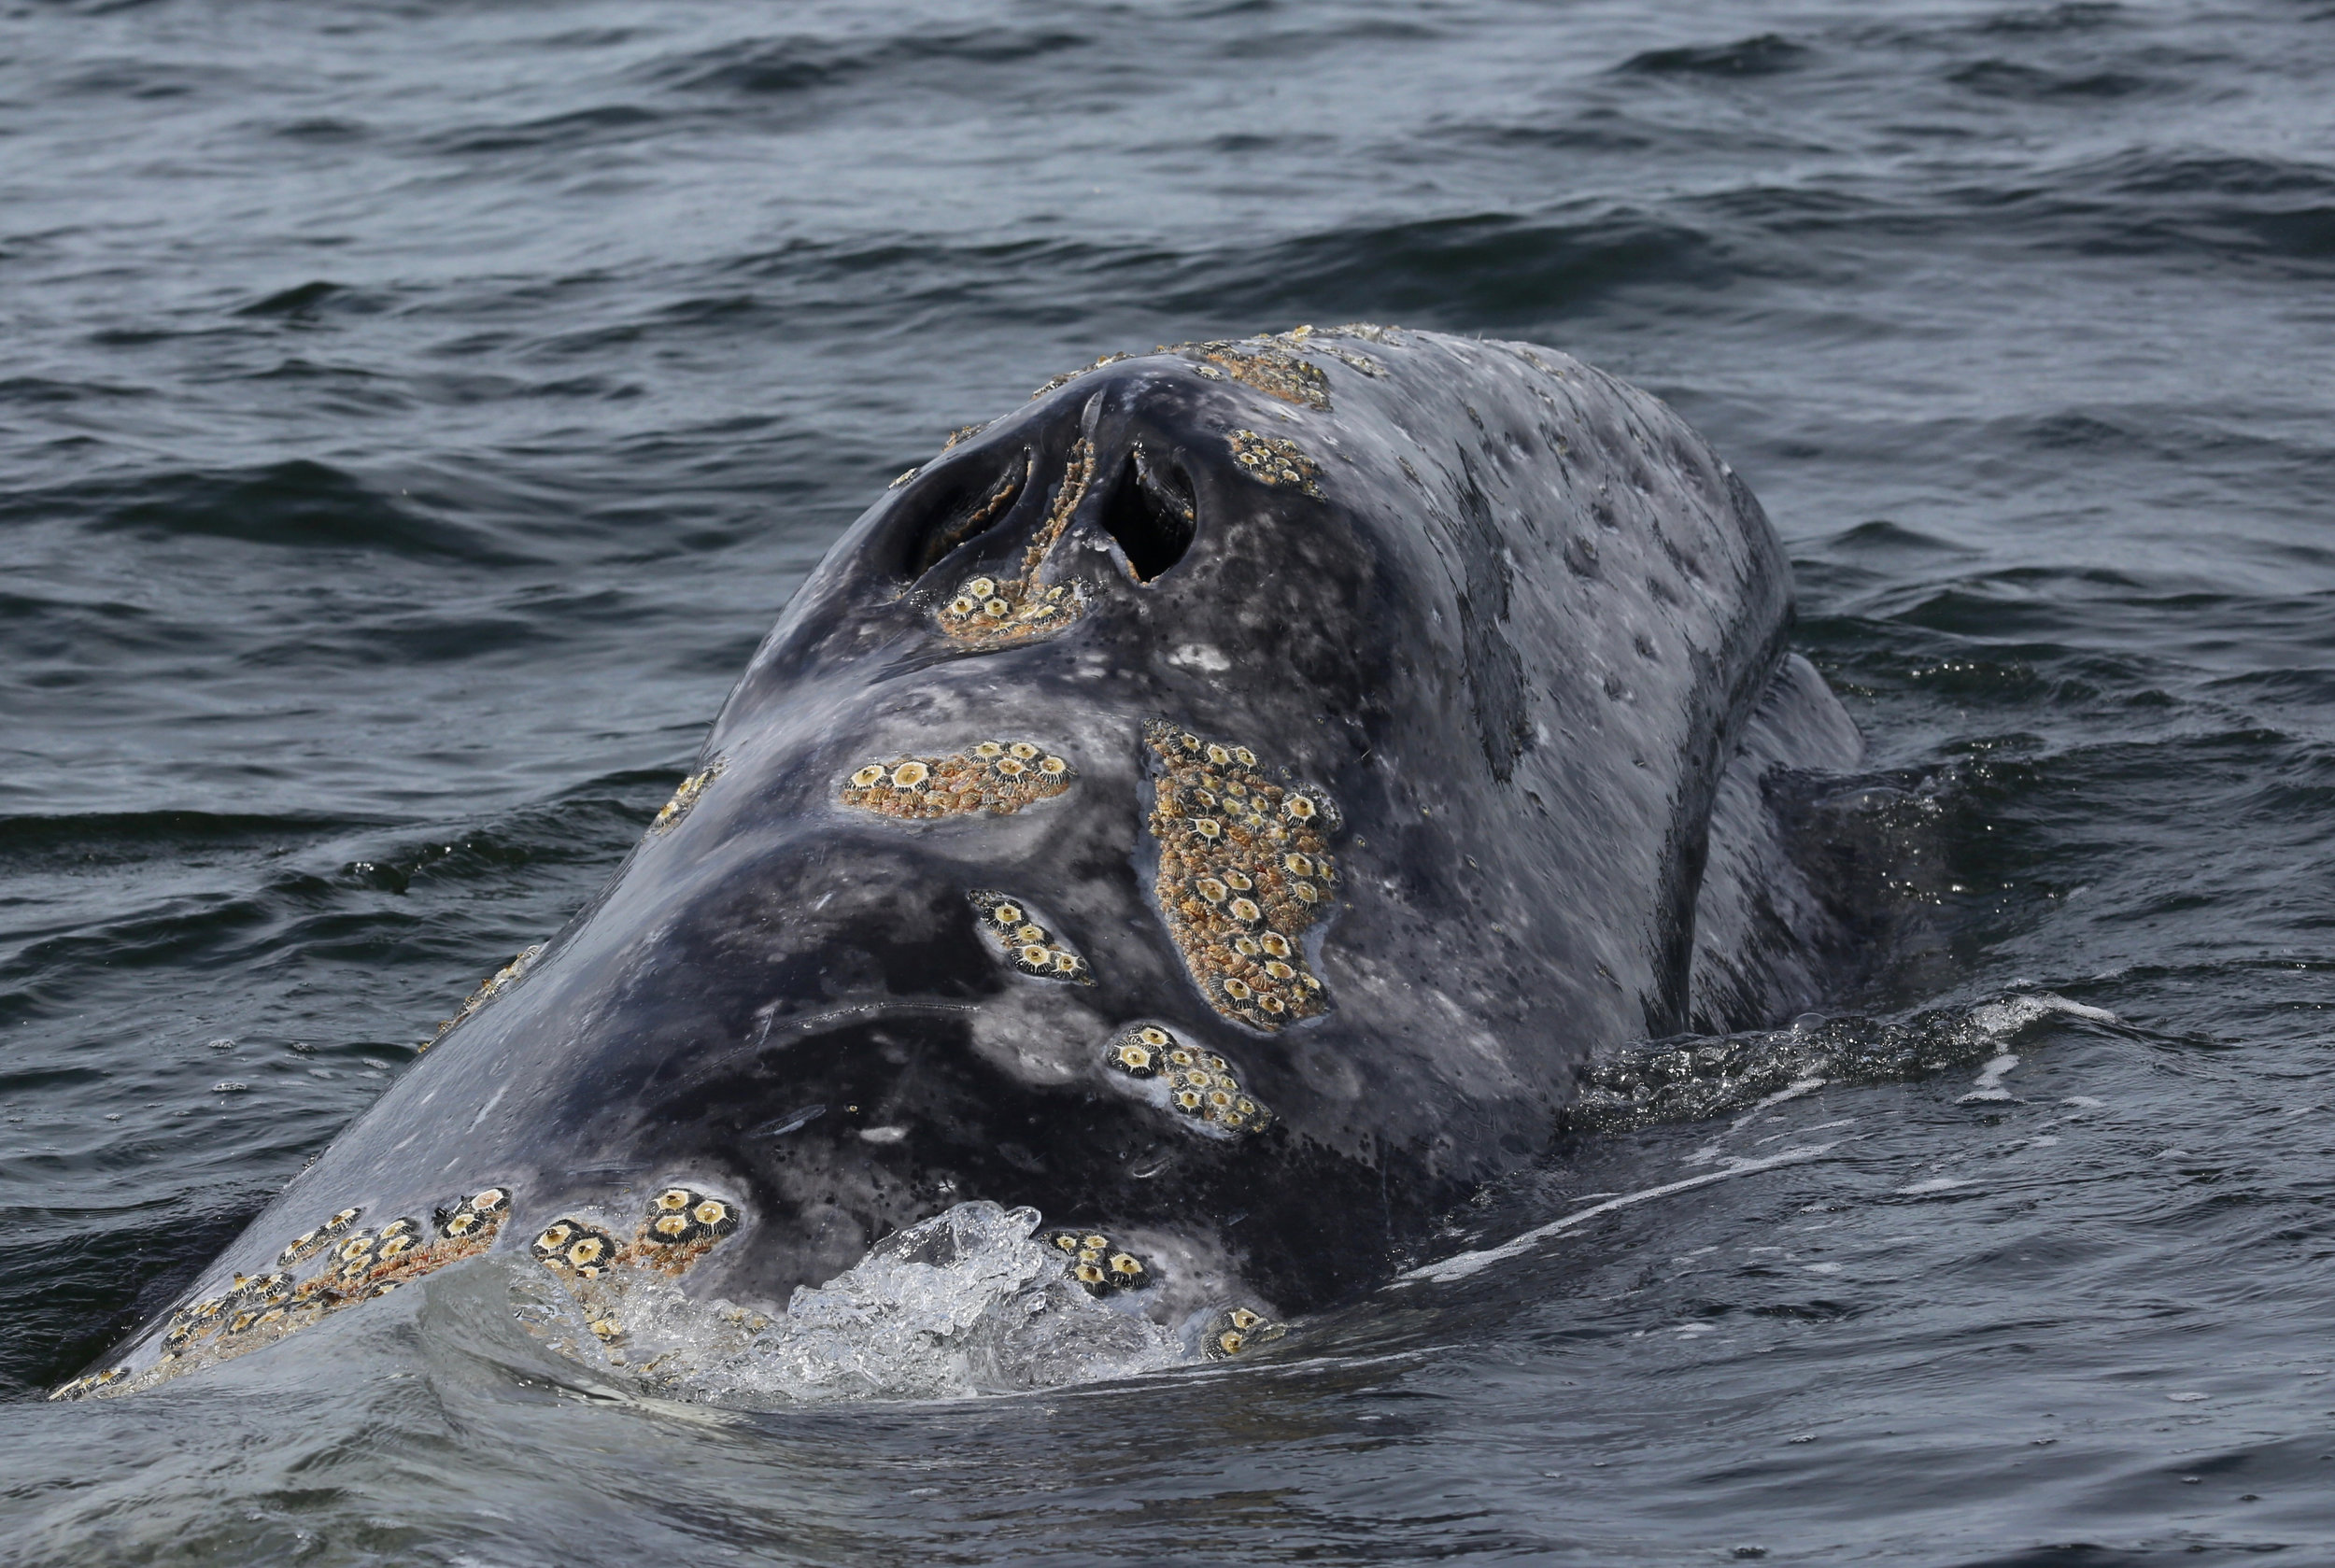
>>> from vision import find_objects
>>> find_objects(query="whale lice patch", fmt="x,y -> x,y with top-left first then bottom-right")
969,891 -> 1095,984
1142,721 -> 1342,1030
841,741 -> 1076,820
1105,1024 -> 1274,1136
1225,430 -> 1323,496
1042,1228 -> 1153,1297
71,1184 -> 517,1399
936,436 -> 1097,650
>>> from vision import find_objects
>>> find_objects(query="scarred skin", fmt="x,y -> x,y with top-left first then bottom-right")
79,326 -> 1861,1394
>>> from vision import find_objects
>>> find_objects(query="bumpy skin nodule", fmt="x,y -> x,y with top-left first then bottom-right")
88,327 -> 1861,1389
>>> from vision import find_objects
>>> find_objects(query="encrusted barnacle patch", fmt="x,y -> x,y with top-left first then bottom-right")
71,1183 -> 517,1400
531,1219 -> 620,1279
433,1185 -> 510,1241
277,1205 -> 362,1265
1105,1023 -> 1173,1078
840,740 -> 1076,820
1273,325 -> 1387,377
1200,1304 -> 1285,1360
969,891 -> 1094,984
1142,721 -> 1343,1030
652,757 -> 724,832
47,1365 -> 128,1401
1161,1042 -> 1273,1136
635,1187 -> 743,1275
431,942 -> 545,1046
1029,352 -> 1130,400
529,1189 -> 746,1293
1104,1024 -> 1273,1135
942,420 -> 992,450
1167,336 -> 1331,411
936,437 -> 1097,649
1225,430 -> 1323,496
938,573 -> 1083,645
1042,1229 -> 1153,1297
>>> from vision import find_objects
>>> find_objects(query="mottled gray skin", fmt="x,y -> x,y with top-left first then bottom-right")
109,327 -> 1860,1371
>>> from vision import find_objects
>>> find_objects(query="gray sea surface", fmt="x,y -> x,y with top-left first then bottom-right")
5,0 -> 2335,1561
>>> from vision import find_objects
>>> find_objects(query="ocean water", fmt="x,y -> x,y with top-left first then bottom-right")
6,0 -> 2335,1561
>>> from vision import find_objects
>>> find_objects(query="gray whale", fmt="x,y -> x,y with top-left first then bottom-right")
62,325 -> 1861,1399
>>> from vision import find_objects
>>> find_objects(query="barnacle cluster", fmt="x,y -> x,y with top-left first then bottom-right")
937,572 -> 1082,645
1104,1024 -> 1272,1136
55,1186 -> 517,1399
1142,722 -> 1342,1030
935,437 -> 1097,649
1200,1304 -> 1285,1361
1225,429 -> 1323,496
969,891 -> 1093,984
1041,1228 -> 1152,1297
531,1187 -> 744,1287
430,943 -> 545,1047
1280,323 -> 1388,377
1028,352 -> 1131,400
521,1188 -> 748,1357
652,757 -> 725,833
1164,335 -> 1332,410
840,740 -> 1076,821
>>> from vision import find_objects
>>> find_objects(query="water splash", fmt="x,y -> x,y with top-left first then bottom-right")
517,1202 -> 1191,1406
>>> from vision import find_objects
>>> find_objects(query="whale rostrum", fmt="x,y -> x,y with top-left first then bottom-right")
59,325 -> 1864,1401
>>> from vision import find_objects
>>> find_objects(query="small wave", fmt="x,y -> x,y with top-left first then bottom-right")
1172,210 -> 1723,325
644,26 -> 1087,98
1402,1142 -> 1841,1285
1945,58 -> 2155,100
65,460 -> 531,564
1620,35 -> 1808,77
232,281 -> 380,320
415,104 -> 664,158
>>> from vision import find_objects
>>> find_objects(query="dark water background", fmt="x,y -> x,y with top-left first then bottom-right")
7,0 -> 2335,1561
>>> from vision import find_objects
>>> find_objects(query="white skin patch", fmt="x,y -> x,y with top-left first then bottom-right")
1167,643 -> 1231,673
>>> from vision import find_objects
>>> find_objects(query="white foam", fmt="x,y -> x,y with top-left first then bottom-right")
1729,1077 -> 1827,1130
1968,993 -> 2116,1037
1959,1052 -> 2021,1104
678,1202 -> 1190,1404
1400,1144 -> 1838,1286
